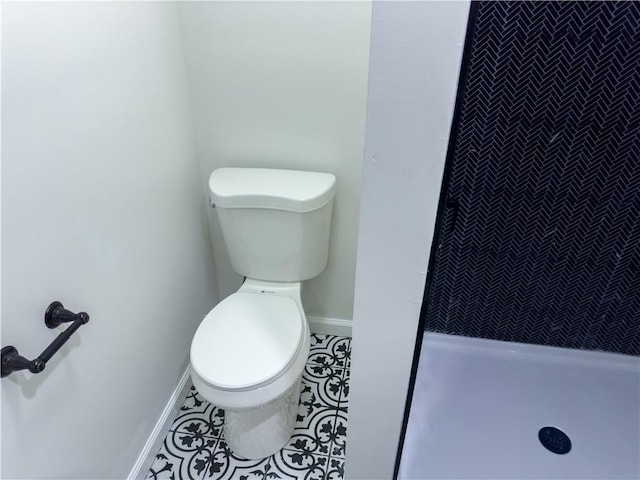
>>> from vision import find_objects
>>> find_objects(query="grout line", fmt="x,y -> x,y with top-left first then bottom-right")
199,423 -> 228,480
327,399 -> 342,478
167,428 -> 220,438
200,440 -> 219,480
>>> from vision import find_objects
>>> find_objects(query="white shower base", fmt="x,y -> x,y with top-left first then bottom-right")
399,333 -> 640,479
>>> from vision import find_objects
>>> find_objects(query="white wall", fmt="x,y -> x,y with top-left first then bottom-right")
1,3 -> 217,478
346,2 -> 470,479
178,1 -> 371,322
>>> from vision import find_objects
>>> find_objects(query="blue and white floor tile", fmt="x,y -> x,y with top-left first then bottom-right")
146,334 -> 350,480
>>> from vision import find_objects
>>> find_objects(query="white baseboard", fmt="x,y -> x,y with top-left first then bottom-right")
307,315 -> 352,337
128,366 -> 192,480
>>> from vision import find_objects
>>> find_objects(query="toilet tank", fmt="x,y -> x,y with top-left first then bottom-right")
209,168 -> 337,282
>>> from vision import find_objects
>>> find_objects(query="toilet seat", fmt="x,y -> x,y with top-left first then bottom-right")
191,292 -> 303,391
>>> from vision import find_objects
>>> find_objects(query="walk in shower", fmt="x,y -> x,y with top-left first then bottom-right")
399,2 -> 640,478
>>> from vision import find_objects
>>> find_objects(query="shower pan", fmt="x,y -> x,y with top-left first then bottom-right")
399,333 -> 639,479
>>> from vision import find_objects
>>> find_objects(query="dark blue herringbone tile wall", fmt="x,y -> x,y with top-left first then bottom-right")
425,1 -> 640,355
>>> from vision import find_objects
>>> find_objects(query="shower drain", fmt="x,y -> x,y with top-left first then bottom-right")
538,426 -> 572,454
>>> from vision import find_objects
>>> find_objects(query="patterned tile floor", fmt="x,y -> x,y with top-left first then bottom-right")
146,334 -> 350,480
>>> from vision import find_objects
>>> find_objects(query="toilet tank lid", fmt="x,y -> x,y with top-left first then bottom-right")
209,168 -> 336,213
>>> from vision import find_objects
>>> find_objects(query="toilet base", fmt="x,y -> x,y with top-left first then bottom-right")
224,376 -> 303,459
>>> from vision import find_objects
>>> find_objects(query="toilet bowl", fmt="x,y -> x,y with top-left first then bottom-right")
190,167 -> 336,459
191,279 -> 310,458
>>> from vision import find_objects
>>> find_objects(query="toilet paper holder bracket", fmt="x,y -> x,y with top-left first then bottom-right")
1,301 -> 90,378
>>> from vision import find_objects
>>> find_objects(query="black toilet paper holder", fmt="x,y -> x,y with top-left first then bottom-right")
1,301 -> 90,378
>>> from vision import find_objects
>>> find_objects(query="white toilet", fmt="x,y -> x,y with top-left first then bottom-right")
190,167 -> 336,459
